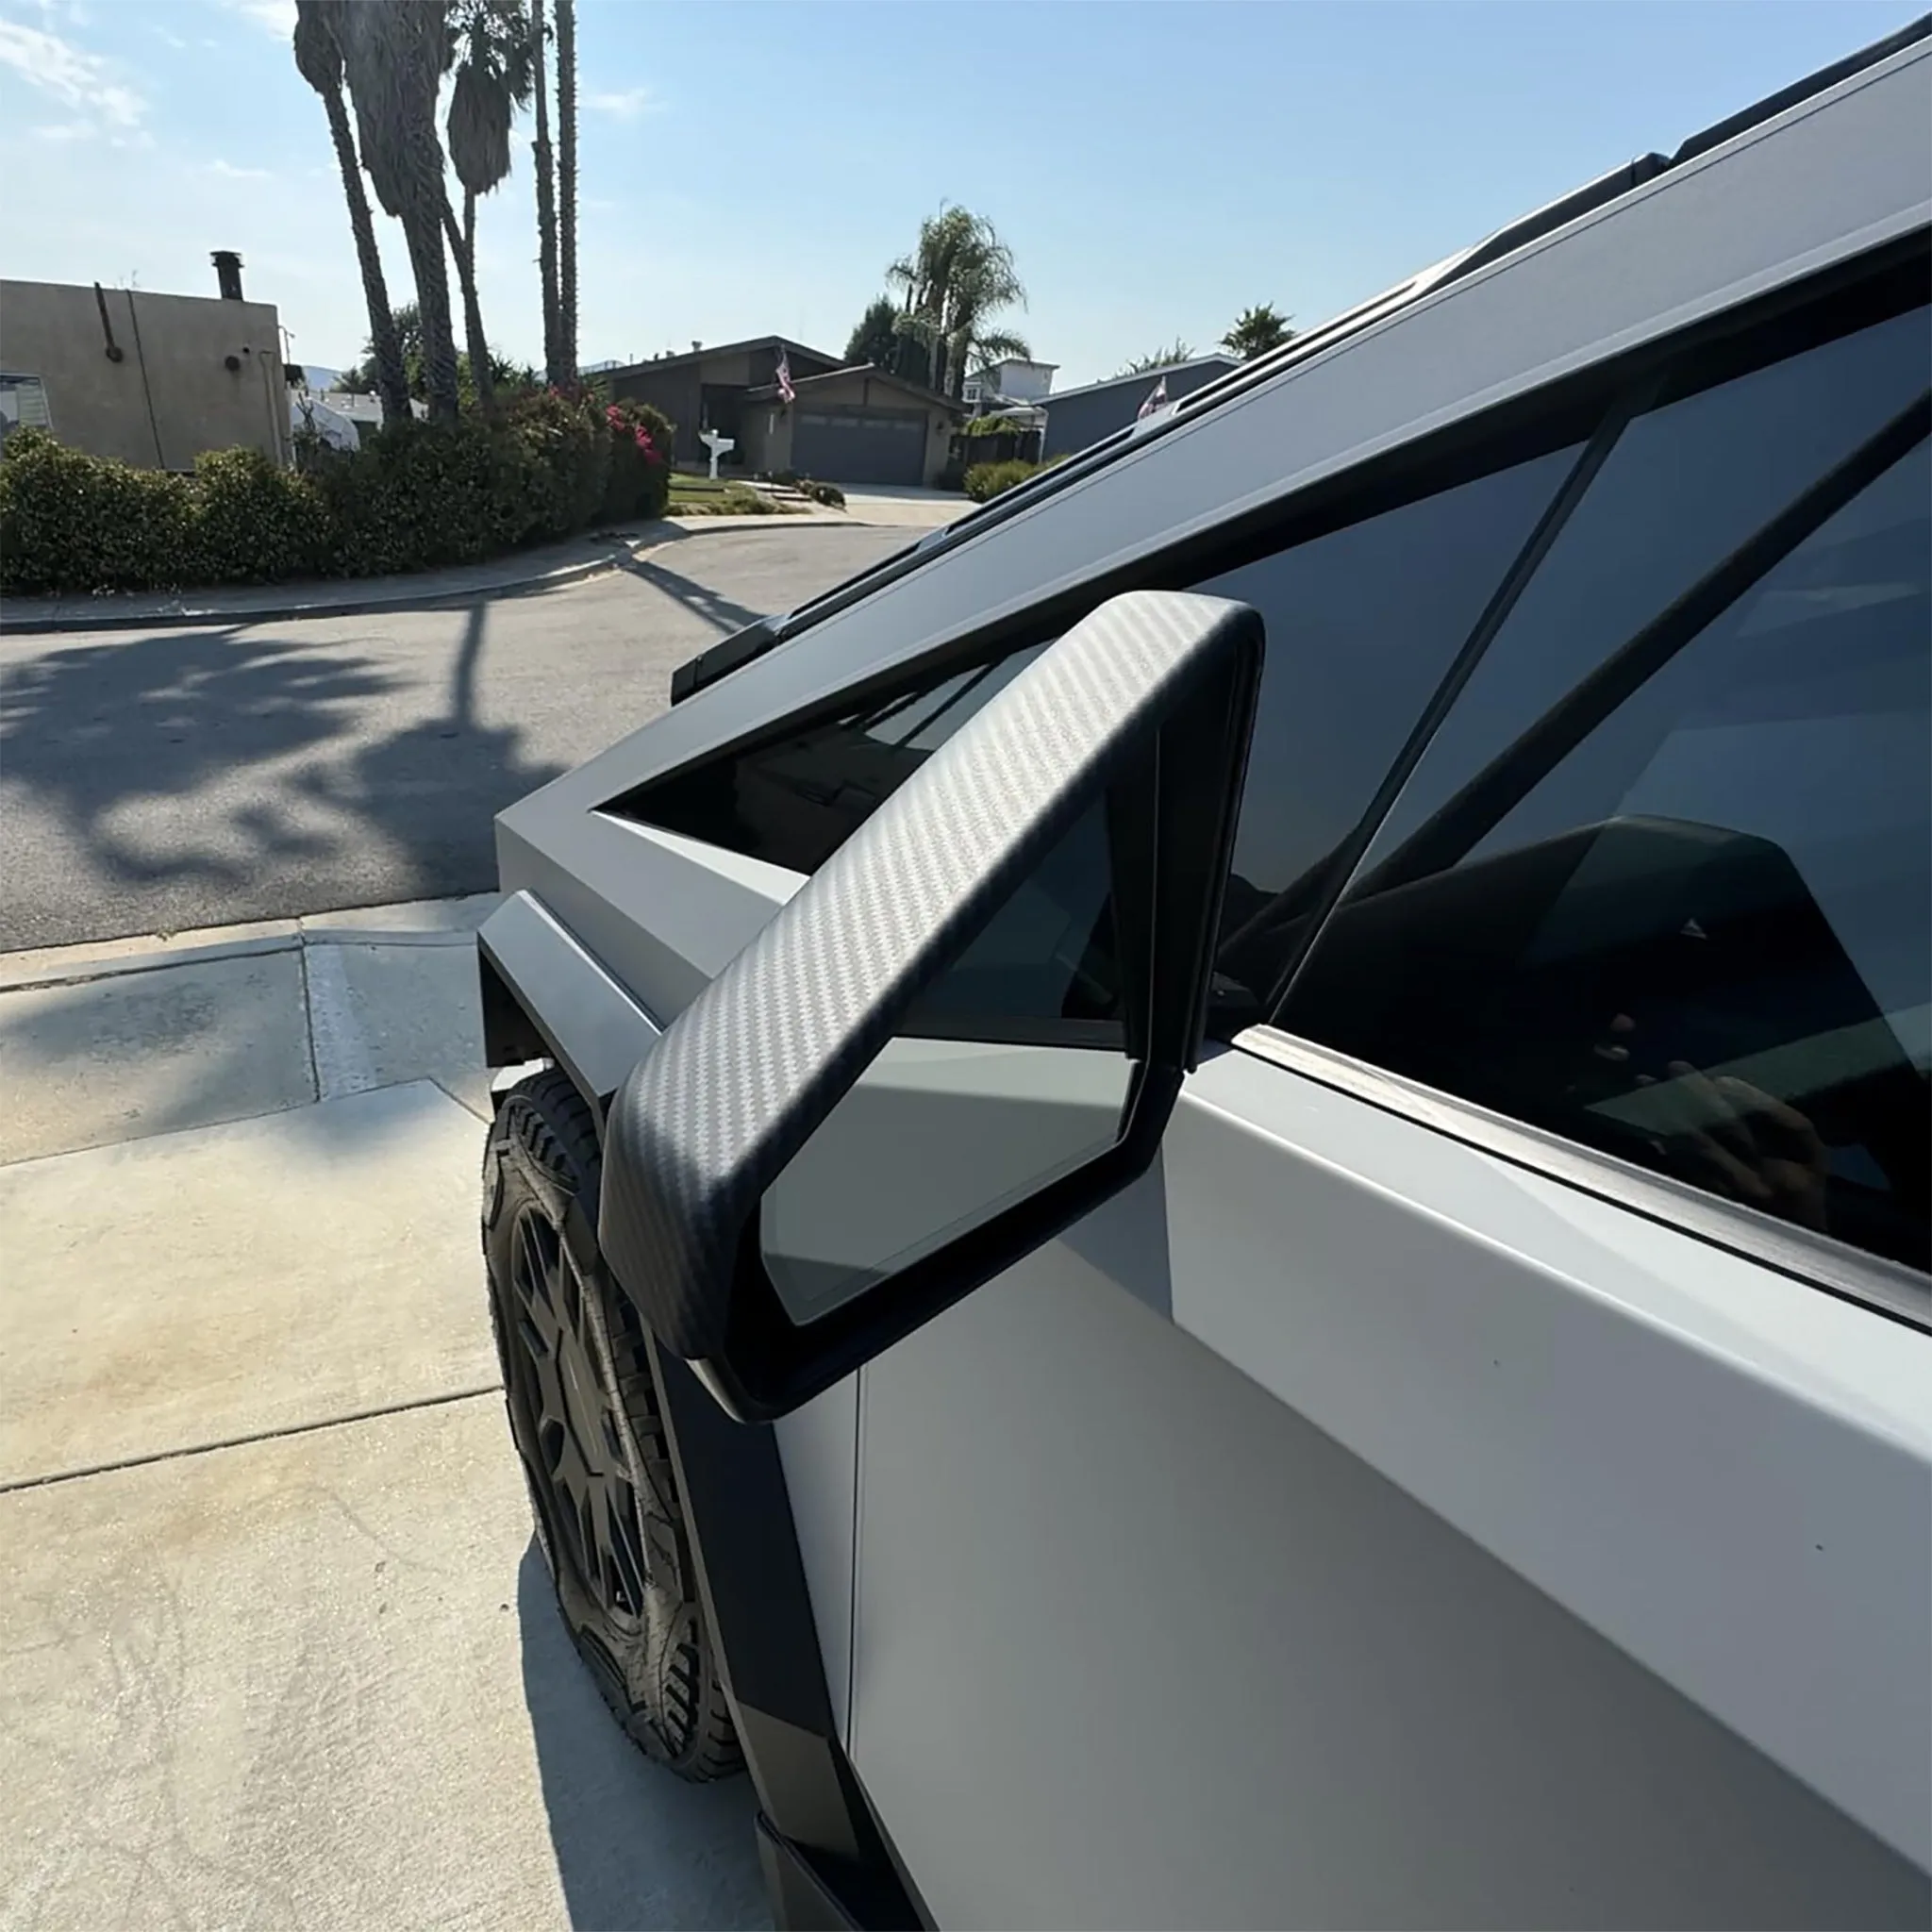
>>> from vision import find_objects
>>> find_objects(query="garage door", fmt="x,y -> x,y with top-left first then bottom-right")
792,409 -> 925,485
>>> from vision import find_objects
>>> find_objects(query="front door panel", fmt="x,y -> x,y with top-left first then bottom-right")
846,1053 -> 1929,1928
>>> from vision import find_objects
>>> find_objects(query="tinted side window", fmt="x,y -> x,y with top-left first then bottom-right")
1283,312 -> 1931,1275
632,646 -> 1046,874
630,450 -> 1579,1002
1198,447 -> 1578,1006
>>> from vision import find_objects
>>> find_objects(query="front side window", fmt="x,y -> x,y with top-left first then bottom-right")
630,446 -> 1584,1016
630,647 -> 1045,875
1282,295 -> 1931,1275
1192,444 -> 1579,1008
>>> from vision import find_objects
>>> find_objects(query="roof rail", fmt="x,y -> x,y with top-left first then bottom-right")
1671,10 -> 1931,164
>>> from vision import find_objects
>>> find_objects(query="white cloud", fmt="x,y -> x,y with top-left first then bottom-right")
585,86 -> 658,121
205,157 -> 273,179
32,116 -> 91,139
221,0 -> 295,33
0,19 -> 143,128
152,24 -> 189,49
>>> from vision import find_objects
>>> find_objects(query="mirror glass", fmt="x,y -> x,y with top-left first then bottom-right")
759,796 -> 1138,1324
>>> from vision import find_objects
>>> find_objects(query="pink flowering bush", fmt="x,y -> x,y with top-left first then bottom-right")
601,398 -> 674,522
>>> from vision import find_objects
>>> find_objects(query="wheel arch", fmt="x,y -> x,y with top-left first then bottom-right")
478,890 -> 664,1138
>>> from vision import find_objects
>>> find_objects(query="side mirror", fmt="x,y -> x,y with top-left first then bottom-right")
599,591 -> 1263,1421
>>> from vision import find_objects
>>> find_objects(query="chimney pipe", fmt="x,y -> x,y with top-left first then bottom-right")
212,250 -> 244,301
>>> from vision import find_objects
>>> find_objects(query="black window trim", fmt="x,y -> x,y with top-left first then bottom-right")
1234,1024 -> 1932,1334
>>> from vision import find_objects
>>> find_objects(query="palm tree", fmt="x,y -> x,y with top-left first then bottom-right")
334,0 -> 462,422
443,0 -> 533,411
528,0 -> 562,383
1114,340 -> 1194,376
888,206 -> 1029,401
292,0 -> 410,427
555,0 -> 578,383
1221,303 -> 1294,360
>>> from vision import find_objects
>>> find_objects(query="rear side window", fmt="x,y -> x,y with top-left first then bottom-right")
1282,299 -> 1931,1275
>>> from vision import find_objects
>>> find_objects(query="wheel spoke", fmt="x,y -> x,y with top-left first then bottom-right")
605,1484 -> 649,1612
502,1197 -> 648,1624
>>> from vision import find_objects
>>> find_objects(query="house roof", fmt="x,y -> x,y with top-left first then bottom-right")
1041,354 -> 1241,407
744,363 -> 965,413
601,334 -> 841,380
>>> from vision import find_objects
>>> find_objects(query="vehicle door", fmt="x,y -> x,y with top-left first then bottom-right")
838,259 -> 1931,1928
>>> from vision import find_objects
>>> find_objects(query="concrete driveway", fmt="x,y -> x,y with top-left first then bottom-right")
836,485 -> 973,528
0,900 -> 768,1932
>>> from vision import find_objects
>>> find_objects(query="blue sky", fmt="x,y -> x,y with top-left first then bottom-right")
0,0 -> 1913,385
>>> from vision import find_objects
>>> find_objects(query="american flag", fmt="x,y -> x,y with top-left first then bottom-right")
1136,375 -> 1169,421
776,351 -> 795,406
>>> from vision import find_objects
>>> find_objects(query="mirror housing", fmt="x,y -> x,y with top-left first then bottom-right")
599,591 -> 1262,1421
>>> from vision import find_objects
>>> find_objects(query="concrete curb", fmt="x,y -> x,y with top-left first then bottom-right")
0,894 -> 499,992
0,511 -> 919,637
0,536 -> 658,638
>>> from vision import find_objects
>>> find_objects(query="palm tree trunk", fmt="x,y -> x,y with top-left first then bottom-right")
530,0 -> 562,385
443,192 -> 494,412
321,79 -> 410,426
402,192 -> 460,422
556,0 -> 578,384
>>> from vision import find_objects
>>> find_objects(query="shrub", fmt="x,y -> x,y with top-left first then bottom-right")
503,388 -> 610,541
962,414 -> 1022,438
963,458 -> 1040,503
0,389 -> 646,595
317,417 -> 529,575
0,429 -> 193,592
188,447 -> 332,583
600,398 -> 674,523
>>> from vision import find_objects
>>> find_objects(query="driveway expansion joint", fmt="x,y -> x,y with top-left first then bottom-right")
0,1383 -> 504,1497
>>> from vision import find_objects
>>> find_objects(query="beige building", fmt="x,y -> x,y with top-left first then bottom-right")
0,255 -> 289,471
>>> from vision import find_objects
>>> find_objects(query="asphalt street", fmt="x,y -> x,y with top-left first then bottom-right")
0,525 -> 911,951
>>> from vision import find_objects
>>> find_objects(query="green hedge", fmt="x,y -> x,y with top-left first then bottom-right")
963,458 -> 1041,503
0,389 -> 677,595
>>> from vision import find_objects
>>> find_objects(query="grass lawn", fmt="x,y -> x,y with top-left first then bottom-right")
666,473 -> 801,516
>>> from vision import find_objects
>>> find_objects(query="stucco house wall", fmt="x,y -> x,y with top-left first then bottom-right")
0,279 -> 288,470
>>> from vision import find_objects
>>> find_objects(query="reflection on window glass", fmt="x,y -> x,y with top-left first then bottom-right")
1357,301 -> 1931,868
1285,391 -> 1930,1273
1199,447 -> 1579,1008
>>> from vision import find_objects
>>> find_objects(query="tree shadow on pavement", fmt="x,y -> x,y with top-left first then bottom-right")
0,625 -> 390,891
0,605 -> 566,950
517,1543 -> 769,1931
616,556 -> 764,637
290,603 -> 567,902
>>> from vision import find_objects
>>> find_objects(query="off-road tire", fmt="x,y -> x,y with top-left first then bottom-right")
483,1067 -> 741,1781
